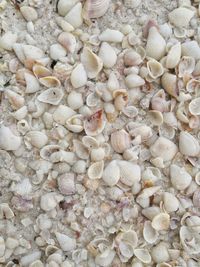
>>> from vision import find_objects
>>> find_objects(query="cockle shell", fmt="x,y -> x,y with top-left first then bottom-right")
125,73 -> 145,88
143,221 -> 158,244
102,160 -> 120,186
168,7 -> 194,27
66,114 -> 84,133
83,0 -> 110,21
161,72 -> 178,98
110,129 -> 131,153
38,88 -> 63,105
99,29 -> 124,43
151,213 -> 170,231
0,125 -> 21,151
25,131 -> 48,148
146,26 -> 166,60
87,160 -> 104,179
95,248 -> 115,267
58,32 -> 76,54
170,164 -> 192,190
98,42 -> 117,68
58,173 -> 76,195
55,232 -> 76,252
147,59 -> 164,79
133,249 -> 151,264
84,110 -> 106,136
24,72 -> 40,93
163,192 -> 179,212
179,131 -> 200,156
81,47 -> 103,78
181,41 -> 200,60
165,42 -> 181,69
118,160 -> 141,186
70,63 -> 87,88
65,3 -> 83,28
39,76 -> 61,88
5,89 -> 25,110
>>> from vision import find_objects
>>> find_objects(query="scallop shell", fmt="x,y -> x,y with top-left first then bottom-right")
25,131 -> 48,148
84,110 -> 106,136
81,47 -> 103,79
143,221 -> 158,244
170,164 -> 192,190
87,160 -> 104,179
118,160 -> 141,186
179,131 -> 200,156
83,0 -> 110,21
58,32 -> 76,54
133,249 -> 151,264
151,213 -> 170,231
168,7 -> 194,28
161,72 -> 178,99
38,88 -> 63,105
110,129 -> 131,153
148,110 -> 163,126
39,76 -> 61,88
147,59 -> 164,79
165,42 -> 181,69
0,125 -> 21,151
70,63 -> 87,88
102,160 -> 120,186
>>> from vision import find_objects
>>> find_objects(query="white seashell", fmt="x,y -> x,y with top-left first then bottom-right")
0,125 -> 21,151
125,73 -> 145,88
88,161 -> 104,179
147,59 -> 164,79
66,114 -> 84,133
0,32 -> 17,51
165,42 -> 181,69
168,7 -> 194,28
24,72 -> 40,93
57,0 -> 79,16
98,42 -> 117,68
91,147 -> 105,161
55,232 -> 76,252
50,44 -> 67,60
56,17 -> 74,32
50,151 -> 76,165
32,64 -> 52,79
159,23 -> 172,39
20,6 -> 38,21
12,178 -> 32,196
65,3 -> 83,28
181,41 -> 200,60
118,160 -> 141,186
13,43 -> 26,63
25,131 -> 48,148
40,145 -> 61,161
163,192 -> 179,212
129,125 -> 152,141
5,89 -> 25,110
58,32 -> 76,54
67,91 -> 83,110
170,164 -> 192,190
179,131 -> 200,156
102,160 -> 120,186
151,242 -> 170,264
29,260 -> 44,267
81,47 -> 103,78
82,136 -> 99,149
84,110 -> 106,136
111,129 -> 131,153
53,105 -> 76,125
38,88 -> 63,105
40,192 -> 58,211
73,140 -> 89,159
0,203 -> 14,219
17,119 -> 30,135
99,29 -> 124,43
178,56 -> 195,78
148,110 -> 163,126
39,76 -> 61,88
107,72 -> 119,91
58,173 -> 75,195
146,27 -> 166,60
161,72 -> 178,98
118,241 -> 134,259
133,249 -> 151,264
150,137 -> 178,161
122,105 -> 138,118
73,160 -> 87,174
70,63 -> 87,88
180,226 -> 200,254
124,50 -> 142,66
95,248 -> 115,267
143,221 -> 158,244
23,44 -> 44,61
20,251 -> 42,266
83,0 -> 110,20
189,97 -> 200,115
151,213 -> 170,231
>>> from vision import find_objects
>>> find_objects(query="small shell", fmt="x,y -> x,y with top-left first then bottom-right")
151,242 -> 170,263
53,105 -> 76,125
124,50 -> 142,66
50,44 -> 67,60
107,72 -> 119,91
118,160 -> 141,186
87,160 -> 104,179
84,110 -> 106,136
110,129 -> 131,153
147,59 -> 164,79
24,72 -> 40,93
193,189 -> 200,207
99,29 -> 124,43
161,72 -> 178,98
82,136 -> 99,149
20,6 -> 38,21
165,42 -> 181,69
178,56 -> 195,78
83,0 -> 110,21
91,147 -> 105,161
57,0 -> 79,16
73,140 -> 89,159
40,192 -> 58,211
58,32 -> 76,54
179,131 -> 200,156
180,226 -> 200,254
195,172 -> 200,185
40,145 -> 61,161
102,160 -> 120,186
5,89 -> 25,110
0,125 -> 21,151
163,192 -> 179,212
143,221 -> 158,244
170,164 -> 192,190
58,173 -> 75,195
151,213 -> 170,231
113,89 -> 128,111
0,31 -> 17,51
133,249 -> 151,264
81,47 -> 103,78
95,248 -> 115,267
65,3 -> 83,28
0,203 -> 14,219
125,74 -> 145,88
38,88 -> 63,105
148,110 -> 163,126
189,97 -> 200,115
122,105 -> 138,118
25,131 -> 48,148
55,232 -> 76,252
168,7 -> 194,27
32,64 -> 52,79
70,63 -> 87,88
98,42 -> 117,68
66,114 -> 84,133
39,76 -> 61,88
181,41 -> 200,60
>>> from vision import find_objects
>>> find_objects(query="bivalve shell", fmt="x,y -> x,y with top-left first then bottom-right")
25,131 -> 48,148
189,97 -> 200,115
65,3 -> 83,28
179,131 -> 200,156
133,249 -> 151,264
57,0 -> 79,16
147,59 -> 164,79
0,31 -> 17,51
98,42 -> 117,68
102,160 -> 120,186
58,173 -> 76,195
20,6 -> 38,21
118,160 -> 141,186
95,248 -> 115,267
66,114 -> 84,133
166,42 -> 181,69
38,88 -> 63,105
84,110 -> 106,136
170,164 -> 192,190
143,221 -> 158,244
55,232 -> 76,252
161,72 -> 178,98
53,105 -> 76,125
87,161 -> 104,179
83,0 -> 110,20
181,41 -> 200,60
99,29 -> 124,43
58,32 -> 76,54
168,7 -> 194,28
0,125 -> 21,151
125,74 -> 145,88
111,129 -> 131,153
151,213 -> 170,231
163,192 -> 179,212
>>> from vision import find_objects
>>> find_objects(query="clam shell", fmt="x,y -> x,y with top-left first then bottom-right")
125,74 -> 145,88
83,0 -> 110,20
58,32 -> 76,54
178,56 -> 195,78
170,164 -> 192,190
189,97 -> 200,115
53,105 -> 76,125
118,160 -> 141,186
151,213 -> 170,231
99,29 -> 124,43
58,173 -> 75,195
39,76 -> 61,88
84,110 -> 106,136
99,42 -> 117,68
111,129 -> 131,153
87,160 -> 104,179
179,131 -> 200,156
5,89 -> 25,110
70,63 -> 87,88
50,43 -> 67,60
66,114 -> 83,133
25,131 -> 48,148
40,145 -> 61,161
161,72 -> 178,98
65,3 -> 83,28
151,242 -> 170,263
81,47 -> 103,78
20,6 -> 38,21
165,42 -> 181,69
163,192 -> 179,212
124,50 -> 142,66
168,7 -> 194,28
57,0 -> 79,16
147,59 -> 164,79
73,140 -> 89,159
38,88 -> 63,105
102,160 -> 120,186
0,31 -> 17,51
0,125 -> 21,151
82,136 -> 99,149
32,64 -> 52,79
148,110 -> 163,126
133,249 -> 151,264
95,248 -> 115,267
143,221 -> 158,244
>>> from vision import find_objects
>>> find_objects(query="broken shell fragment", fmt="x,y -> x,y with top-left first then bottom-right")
168,7 -> 194,28
151,213 -> 170,231
24,72 -> 40,93
179,131 -> 200,156
87,160 -> 104,179
5,89 -> 25,110
38,88 -> 63,105
25,131 -> 48,148
178,56 -> 195,78
32,64 -> 52,79
84,110 -> 106,136
111,129 -> 131,153
0,125 -> 21,151
102,160 -> 120,186
147,59 -> 164,79
98,42 -> 117,68
58,32 -> 76,54
118,160 -> 141,186
70,63 -> 87,88
170,164 -> 192,190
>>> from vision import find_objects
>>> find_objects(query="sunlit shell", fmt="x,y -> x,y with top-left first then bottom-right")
66,114 -> 84,133
170,164 -> 192,190
39,76 -> 61,88
84,110 -> 106,136
58,32 -> 76,54
143,221 -> 158,244
25,131 -> 48,148
148,110 -> 163,126
179,131 -> 200,156
38,88 -> 63,105
161,72 -> 178,99
134,248 -> 151,264
83,0 -> 110,22
118,160 -> 141,186
165,42 -> 181,69
81,47 -> 103,78
111,129 -> 131,153
151,213 -> 170,231
178,56 -> 195,78
147,59 -> 164,79
87,160 -> 104,179
102,160 -> 120,186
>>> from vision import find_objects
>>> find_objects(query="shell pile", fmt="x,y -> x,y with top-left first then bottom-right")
0,0 -> 200,266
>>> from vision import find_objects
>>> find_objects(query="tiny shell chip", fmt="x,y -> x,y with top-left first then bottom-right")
118,160 -> 141,186
179,131 -> 200,157
150,137 -> 178,161
151,213 -> 170,231
102,160 -> 120,186
55,232 -> 76,252
38,88 -> 64,105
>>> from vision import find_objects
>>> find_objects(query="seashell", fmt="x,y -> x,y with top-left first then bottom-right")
150,136 -> 178,161
148,110 -> 163,126
65,3 -> 83,28
131,261 -> 144,267
23,44 -> 44,62
57,0 -> 79,16
20,6 -> 38,21
53,105 -> 76,125
129,125 -> 152,141
0,31 -> 17,51
38,88 -> 63,105
143,221 -> 158,244
99,29 -> 124,43
118,241 -> 134,259
168,7 -> 194,28
178,56 -> 195,78
39,76 -> 61,88
55,232 -> 76,252
56,17 -> 74,32
151,91 -> 169,113
66,114 -> 84,133
17,119 -> 30,135
165,42 -> 181,69
146,27 -> 166,60
192,188 -> 200,207
83,0 -> 110,21
142,206 -> 161,221
58,173 -> 75,195
5,89 -> 25,110
113,89 -> 128,111
98,42 -> 117,68
102,160 -> 120,186
151,213 -> 170,231
25,131 -> 48,148
170,164 -> 192,190
49,44 -> 67,61
147,59 -> 164,79
40,192 -> 58,211
180,226 -> 200,254
133,249 -> 151,264
82,136 -> 99,149
20,251 -> 42,266
179,131 -> 200,156
159,23 -> 172,39
86,92 -> 99,107
84,110 -> 106,136
40,145 -> 61,161
151,242 -> 170,264
50,151 -> 76,164
181,41 -> 200,60
0,203 -> 14,219
110,129 -> 131,153
124,50 -> 142,66
161,72 -> 178,98
125,73 -> 145,88
189,97 -> 200,115
195,171 -> 200,186
73,140 -> 89,159
58,32 -> 76,54
122,105 -> 138,118
90,147 -> 105,161
53,62 -> 73,83
156,263 -> 171,267
67,91 -> 83,110
107,72 -> 119,91
70,63 -> 87,88
0,125 -> 21,151
118,160 -> 141,186
29,260 -> 44,267
163,112 -> 177,127
87,160 -> 104,179
24,72 -> 40,93
163,192 -> 179,212
81,47 -> 103,78
32,64 -> 52,78
95,248 -> 115,267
